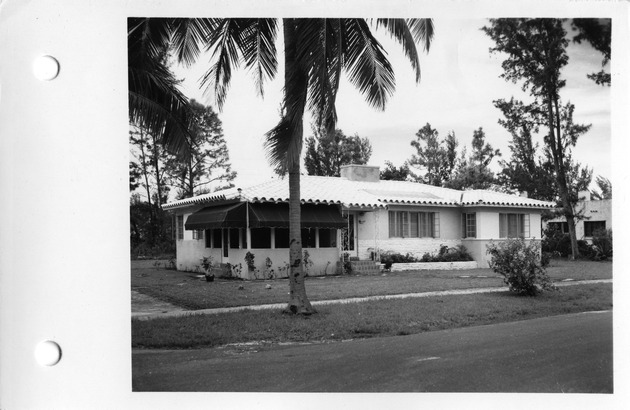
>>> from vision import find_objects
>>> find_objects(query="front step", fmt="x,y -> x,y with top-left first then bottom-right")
349,260 -> 382,275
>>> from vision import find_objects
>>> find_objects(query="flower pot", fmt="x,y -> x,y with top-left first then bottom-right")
203,268 -> 215,282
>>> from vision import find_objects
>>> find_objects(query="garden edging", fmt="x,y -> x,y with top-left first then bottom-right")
391,261 -> 479,271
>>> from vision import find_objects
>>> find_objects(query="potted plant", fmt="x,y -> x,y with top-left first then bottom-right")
200,256 -> 215,282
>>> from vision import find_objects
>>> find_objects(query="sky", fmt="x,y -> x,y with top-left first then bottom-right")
171,18 -> 611,192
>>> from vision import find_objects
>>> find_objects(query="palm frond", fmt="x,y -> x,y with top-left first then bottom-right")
376,18 -> 422,82
240,18 -> 279,97
128,18 -> 194,156
170,18 -> 216,67
407,18 -> 434,52
293,19 -> 339,132
341,19 -> 395,110
264,19 -> 308,172
128,65 -> 192,155
128,18 -> 172,62
201,19 -> 244,110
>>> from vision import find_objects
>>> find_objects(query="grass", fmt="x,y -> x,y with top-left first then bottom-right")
132,283 -> 612,349
131,259 -> 612,310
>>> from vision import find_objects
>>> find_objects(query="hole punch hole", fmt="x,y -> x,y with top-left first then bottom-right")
33,55 -> 60,81
35,340 -> 62,366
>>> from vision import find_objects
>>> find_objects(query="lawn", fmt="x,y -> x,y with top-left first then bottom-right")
132,283 -> 612,349
131,259 -> 612,310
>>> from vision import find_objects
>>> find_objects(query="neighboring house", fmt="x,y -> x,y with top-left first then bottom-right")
163,165 -> 555,277
545,191 -> 612,243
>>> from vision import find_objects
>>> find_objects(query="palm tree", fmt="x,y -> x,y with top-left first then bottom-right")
131,18 -> 434,314
128,18 -> 213,156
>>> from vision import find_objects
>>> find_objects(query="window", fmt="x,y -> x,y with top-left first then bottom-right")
547,222 -> 569,234
212,229 -> 222,248
251,228 -> 271,248
499,213 -> 530,238
177,215 -> 184,240
275,228 -> 290,248
205,229 -> 212,248
229,228 -> 241,249
389,211 -> 438,238
302,228 -> 317,248
319,228 -> 337,248
462,213 -> 476,238
584,221 -> 606,237
192,229 -> 204,240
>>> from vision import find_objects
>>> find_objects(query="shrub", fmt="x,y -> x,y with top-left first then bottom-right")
342,252 -> 353,274
486,238 -> 556,296
591,228 -> 613,260
419,245 -> 474,263
380,246 -> 473,268
577,240 -> 596,260
379,251 -> 419,270
542,225 -> 572,257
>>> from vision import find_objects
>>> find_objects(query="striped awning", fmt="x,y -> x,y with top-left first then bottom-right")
185,202 -> 346,230
184,202 -> 247,230
248,203 -> 346,228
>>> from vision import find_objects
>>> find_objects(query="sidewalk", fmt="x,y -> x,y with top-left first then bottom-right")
132,278 -> 612,320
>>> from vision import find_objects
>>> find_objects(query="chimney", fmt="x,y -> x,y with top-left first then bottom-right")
579,190 -> 591,201
520,191 -> 528,198
340,164 -> 380,182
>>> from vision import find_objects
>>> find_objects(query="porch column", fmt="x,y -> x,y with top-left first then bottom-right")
246,202 -> 251,250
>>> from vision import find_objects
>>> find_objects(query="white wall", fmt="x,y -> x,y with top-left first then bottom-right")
464,207 -> 545,267
474,207 -> 543,240
357,206 -> 462,259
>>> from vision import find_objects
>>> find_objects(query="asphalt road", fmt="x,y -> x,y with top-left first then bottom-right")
132,310 -> 613,392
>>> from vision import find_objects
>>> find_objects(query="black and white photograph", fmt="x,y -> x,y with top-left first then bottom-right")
129,15 -> 613,392
0,0 -> 628,409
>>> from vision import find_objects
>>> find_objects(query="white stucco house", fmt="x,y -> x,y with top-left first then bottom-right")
162,165 -> 555,278
545,191 -> 612,243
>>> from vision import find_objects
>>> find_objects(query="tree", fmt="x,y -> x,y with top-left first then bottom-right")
571,18 -> 611,86
494,98 -> 557,201
380,161 -> 411,181
141,18 -> 434,314
167,100 -> 236,199
446,127 -> 500,190
408,123 -> 458,186
304,127 -> 372,177
129,127 -> 175,254
591,175 -> 612,200
483,19 -> 592,259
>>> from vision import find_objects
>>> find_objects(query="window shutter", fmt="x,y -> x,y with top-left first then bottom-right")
388,211 -> 396,238
468,213 -> 477,238
499,213 -> 507,238
523,214 -> 530,238
402,212 -> 409,237
410,212 -> 419,237
461,213 -> 466,238
433,212 -> 440,238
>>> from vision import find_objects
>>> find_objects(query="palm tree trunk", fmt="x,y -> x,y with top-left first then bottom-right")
285,164 -> 314,314
283,18 -> 314,314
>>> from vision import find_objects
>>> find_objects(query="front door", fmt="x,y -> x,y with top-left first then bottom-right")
222,228 -> 229,261
342,213 -> 357,258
